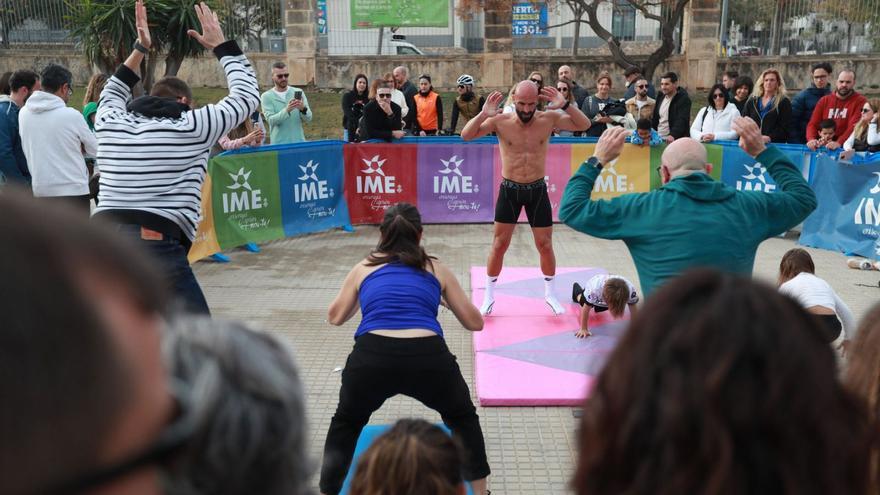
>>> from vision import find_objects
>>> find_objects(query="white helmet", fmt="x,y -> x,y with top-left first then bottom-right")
457,74 -> 474,86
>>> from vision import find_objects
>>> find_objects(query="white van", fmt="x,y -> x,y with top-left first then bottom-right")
328,32 -> 425,56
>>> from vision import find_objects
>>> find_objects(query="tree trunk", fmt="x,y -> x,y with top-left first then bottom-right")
164,54 -> 184,77
377,26 -> 384,55
572,6 -> 581,56
846,22 -> 853,53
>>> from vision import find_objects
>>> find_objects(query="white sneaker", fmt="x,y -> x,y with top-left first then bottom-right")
480,295 -> 495,316
545,294 -> 565,315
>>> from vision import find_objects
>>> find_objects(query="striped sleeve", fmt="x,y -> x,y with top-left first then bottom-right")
93,41 -> 260,241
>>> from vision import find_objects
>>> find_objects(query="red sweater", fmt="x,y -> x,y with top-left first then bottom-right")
806,91 -> 867,142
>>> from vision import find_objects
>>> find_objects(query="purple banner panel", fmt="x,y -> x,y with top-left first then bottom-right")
417,143 -> 495,223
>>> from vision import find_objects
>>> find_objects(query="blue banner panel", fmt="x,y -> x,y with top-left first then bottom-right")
800,153 -> 880,259
719,141 -> 812,193
275,141 -> 352,236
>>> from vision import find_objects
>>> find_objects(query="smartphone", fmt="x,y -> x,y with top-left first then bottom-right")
294,90 -> 303,100
250,111 -> 260,123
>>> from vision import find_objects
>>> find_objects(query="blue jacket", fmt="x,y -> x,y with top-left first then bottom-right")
790,85 -> 831,144
0,96 -> 30,185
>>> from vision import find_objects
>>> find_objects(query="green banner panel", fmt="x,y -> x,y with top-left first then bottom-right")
210,151 -> 285,248
351,0 -> 449,28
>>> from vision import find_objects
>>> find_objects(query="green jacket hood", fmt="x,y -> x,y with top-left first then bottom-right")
662,172 -> 735,201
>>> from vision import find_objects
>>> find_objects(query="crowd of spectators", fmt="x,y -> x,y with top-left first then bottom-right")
332,61 -> 879,153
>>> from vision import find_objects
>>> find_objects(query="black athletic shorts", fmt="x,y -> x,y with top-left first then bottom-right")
495,178 -> 553,227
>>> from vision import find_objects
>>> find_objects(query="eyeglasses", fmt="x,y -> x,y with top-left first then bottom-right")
276,73 -> 289,78
377,93 -> 392,99
863,108 -> 873,113
712,93 -> 725,99
636,84 -> 647,88
41,381 -> 196,494
557,87 -> 568,92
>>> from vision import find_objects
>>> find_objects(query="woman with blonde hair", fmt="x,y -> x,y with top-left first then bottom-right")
743,68 -> 792,143
842,98 -> 880,157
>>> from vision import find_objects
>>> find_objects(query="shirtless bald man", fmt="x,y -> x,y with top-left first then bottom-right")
462,80 -> 590,315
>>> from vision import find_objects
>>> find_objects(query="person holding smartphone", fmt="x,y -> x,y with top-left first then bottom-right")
260,62 -> 312,145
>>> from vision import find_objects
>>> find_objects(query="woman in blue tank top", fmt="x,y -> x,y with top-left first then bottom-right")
318,203 -> 491,495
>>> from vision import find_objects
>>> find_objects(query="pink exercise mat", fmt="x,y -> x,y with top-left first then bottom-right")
470,266 -> 628,406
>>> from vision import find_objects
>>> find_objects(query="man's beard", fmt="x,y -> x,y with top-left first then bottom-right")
838,87 -> 852,97
419,90 -> 430,96
638,91 -> 647,98
516,109 -> 535,123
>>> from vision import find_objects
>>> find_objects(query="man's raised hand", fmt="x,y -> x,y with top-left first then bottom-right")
187,2 -> 225,50
482,91 -> 503,117
731,117 -> 767,158
592,126 -> 629,165
135,0 -> 151,49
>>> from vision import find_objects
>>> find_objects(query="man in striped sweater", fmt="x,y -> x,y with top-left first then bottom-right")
92,1 -> 260,315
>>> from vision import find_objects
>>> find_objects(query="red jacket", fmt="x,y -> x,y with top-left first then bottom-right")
806,91 -> 867,142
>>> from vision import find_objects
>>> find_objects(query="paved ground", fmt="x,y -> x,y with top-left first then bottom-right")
194,223 -> 880,494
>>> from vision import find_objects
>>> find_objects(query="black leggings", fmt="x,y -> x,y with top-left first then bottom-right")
815,314 -> 842,343
319,333 -> 490,495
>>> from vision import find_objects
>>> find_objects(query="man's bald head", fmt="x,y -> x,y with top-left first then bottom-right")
660,138 -> 711,182
513,80 -> 539,123
558,65 -> 573,80
514,80 -> 539,99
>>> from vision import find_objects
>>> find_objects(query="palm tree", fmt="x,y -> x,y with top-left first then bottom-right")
66,0 -> 221,90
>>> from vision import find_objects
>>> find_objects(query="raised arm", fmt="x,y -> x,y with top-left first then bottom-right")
95,0 -> 151,125
188,2 -> 260,144
461,91 -> 502,140
731,117 -> 817,236
543,86 -> 590,132
559,127 -> 633,239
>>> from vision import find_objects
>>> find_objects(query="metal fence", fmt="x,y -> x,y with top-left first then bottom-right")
0,0 -> 285,52
722,0 -> 880,56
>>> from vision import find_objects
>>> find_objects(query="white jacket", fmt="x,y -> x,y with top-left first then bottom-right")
689,102 -> 739,141
19,91 -> 97,197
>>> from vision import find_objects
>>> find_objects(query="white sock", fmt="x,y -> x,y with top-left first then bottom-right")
544,276 -> 564,315
480,276 -> 497,315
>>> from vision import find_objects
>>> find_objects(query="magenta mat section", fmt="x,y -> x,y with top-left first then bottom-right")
470,266 -> 627,406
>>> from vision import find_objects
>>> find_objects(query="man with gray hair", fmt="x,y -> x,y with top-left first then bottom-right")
559,118 -> 817,295
162,316 -> 311,495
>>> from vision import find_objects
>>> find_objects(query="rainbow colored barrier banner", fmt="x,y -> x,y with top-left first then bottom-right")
189,137 -> 823,262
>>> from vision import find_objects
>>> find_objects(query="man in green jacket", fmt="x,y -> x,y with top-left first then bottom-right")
260,62 -> 312,144
559,118 -> 817,296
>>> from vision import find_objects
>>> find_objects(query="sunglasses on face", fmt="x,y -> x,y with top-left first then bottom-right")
712,93 -> 725,99
530,78 -> 542,84
636,84 -> 647,88
557,87 -> 568,92
41,381 -> 196,494
378,93 -> 392,99
458,85 -> 467,89
276,73 -> 289,78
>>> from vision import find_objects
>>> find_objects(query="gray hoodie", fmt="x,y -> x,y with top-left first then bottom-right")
18,90 -> 96,197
